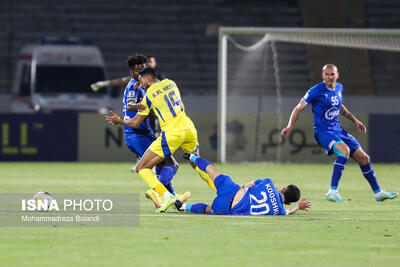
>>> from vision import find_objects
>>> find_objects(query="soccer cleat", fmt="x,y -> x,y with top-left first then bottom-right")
145,189 -> 162,209
326,192 -> 345,202
174,200 -> 184,211
178,192 -> 191,203
172,192 -> 191,209
156,195 -> 177,213
375,190 -> 398,202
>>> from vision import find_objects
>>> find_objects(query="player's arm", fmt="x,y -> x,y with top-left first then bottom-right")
340,104 -> 367,133
91,76 -> 131,92
281,100 -> 308,137
285,198 -> 312,215
105,110 -> 147,128
127,99 -> 146,112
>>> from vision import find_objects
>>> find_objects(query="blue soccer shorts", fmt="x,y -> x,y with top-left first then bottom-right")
211,174 -> 241,215
314,128 -> 361,157
124,132 -> 156,158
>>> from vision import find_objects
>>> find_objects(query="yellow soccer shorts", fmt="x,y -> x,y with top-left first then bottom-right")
149,121 -> 199,158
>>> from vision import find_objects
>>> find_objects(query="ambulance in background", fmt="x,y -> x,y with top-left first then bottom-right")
12,37 -> 110,112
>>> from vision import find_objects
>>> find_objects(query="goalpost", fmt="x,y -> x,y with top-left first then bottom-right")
218,27 -> 400,163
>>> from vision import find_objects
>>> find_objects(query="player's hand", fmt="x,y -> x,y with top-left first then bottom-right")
91,81 -> 110,92
355,120 -> 367,134
297,198 -> 311,211
281,127 -> 292,138
134,82 -> 140,89
105,110 -> 121,125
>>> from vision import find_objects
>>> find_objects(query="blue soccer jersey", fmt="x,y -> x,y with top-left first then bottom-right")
302,82 -> 344,132
231,178 -> 287,216
122,79 -> 154,134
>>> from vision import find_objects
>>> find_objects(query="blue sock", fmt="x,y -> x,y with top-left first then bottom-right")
190,155 -> 212,172
360,163 -> 381,193
155,167 -> 162,177
186,203 -> 208,214
330,156 -> 348,190
164,182 -> 176,196
158,164 -> 178,195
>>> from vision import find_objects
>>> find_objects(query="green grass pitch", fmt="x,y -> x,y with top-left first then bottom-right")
0,162 -> 399,266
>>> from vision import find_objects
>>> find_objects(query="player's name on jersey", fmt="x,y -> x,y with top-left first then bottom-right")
151,82 -> 176,98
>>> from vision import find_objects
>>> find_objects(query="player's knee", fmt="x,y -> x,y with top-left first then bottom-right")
360,153 -> 370,165
335,143 -> 350,158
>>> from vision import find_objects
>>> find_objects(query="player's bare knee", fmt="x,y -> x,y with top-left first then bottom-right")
360,153 -> 370,165
335,143 -> 350,158
343,146 -> 350,158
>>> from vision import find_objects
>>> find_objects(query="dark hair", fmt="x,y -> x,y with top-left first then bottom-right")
146,55 -> 154,60
139,67 -> 158,79
283,184 -> 300,204
126,54 -> 147,69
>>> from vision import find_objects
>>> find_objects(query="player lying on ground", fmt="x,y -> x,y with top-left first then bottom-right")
105,67 -> 216,213
281,64 -> 398,203
174,153 -> 311,215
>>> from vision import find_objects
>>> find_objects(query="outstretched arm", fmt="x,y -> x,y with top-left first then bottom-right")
340,104 -> 367,133
105,110 -> 147,128
285,198 -> 312,215
91,76 -> 131,91
281,100 -> 307,138
127,99 -> 146,112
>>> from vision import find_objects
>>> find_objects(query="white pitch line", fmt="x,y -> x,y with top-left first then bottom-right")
1,212 -> 399,222
139,214 -> 400,221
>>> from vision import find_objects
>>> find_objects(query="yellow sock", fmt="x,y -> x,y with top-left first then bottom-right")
154,184 -> 168,196
195,166 -> 216,191
138,169 -> 168,196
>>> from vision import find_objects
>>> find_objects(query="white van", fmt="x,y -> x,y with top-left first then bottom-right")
12,38 -> 110,112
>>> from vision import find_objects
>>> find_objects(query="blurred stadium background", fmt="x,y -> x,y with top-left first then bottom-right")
1,0 -> 400,164
0,0 -> 400,164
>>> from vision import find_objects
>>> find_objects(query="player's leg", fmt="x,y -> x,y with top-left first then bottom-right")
125,133 -> 161,207
328,141 -> 350,201
141,130 -> 190,212
156,157 -> 179,196
183,152 -> 223,181
352,147 -> 398,201
189,148 -> 216,191
134,134 -> 183,200
135,149 -> 168,195
136,149 -> 177,212
124,133 -> 143,171
155,156 -> 190,206
315,131 -> 349,202
181,121 -> 216,191
174,200 -> 212,214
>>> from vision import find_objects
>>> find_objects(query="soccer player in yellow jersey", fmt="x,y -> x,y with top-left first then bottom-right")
105,67 -> 216,212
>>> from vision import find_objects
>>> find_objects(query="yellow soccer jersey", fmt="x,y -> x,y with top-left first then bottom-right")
138,79 -> 186,129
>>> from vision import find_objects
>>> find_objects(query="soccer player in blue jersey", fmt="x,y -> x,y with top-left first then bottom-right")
120,54 -> 186,208
174,153 -> 311,215
281,64 -> 398,202
90,55 -> 163,91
